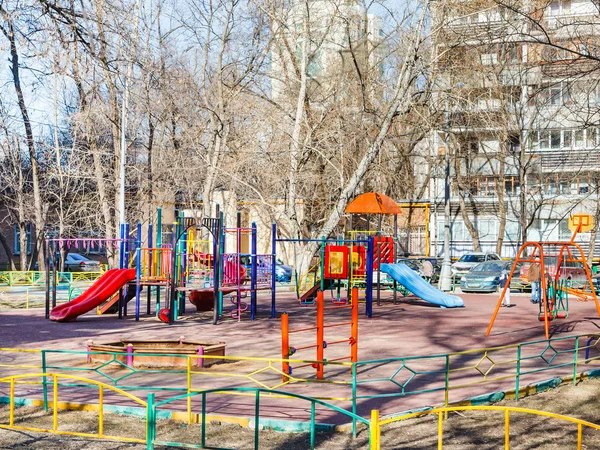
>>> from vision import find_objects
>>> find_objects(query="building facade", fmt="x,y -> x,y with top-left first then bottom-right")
426,0 -> 600,258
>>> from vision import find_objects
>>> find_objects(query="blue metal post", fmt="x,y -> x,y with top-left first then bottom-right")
271,222 -> 277,318
119,223 -> 125,269
251,222 -> 257,320
124,223 -> 131,316
118,224 -> 125,319
365,236 -> 374,318
135,247 -> 141,321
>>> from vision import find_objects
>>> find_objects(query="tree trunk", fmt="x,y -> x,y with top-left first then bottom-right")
0,232 -> 16,271
1,7 -> 45,271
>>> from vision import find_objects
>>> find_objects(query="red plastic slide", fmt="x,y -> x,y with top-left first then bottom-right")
50,268 -> 137,322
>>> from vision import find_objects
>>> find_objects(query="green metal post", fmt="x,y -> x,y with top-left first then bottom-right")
573,336 -> 579,386
515,345 -> 521,400
42,351 -> 48,411
444,355 -> 450,407
254,390 -> 260,450
147,393 -> 155,450
310,401 -> 316,449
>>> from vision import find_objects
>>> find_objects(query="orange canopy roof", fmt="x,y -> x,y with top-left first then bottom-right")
345,192 -> 403,215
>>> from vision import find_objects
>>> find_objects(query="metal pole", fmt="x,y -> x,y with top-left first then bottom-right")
45,238 -> 50,318
118,77 -> 128,228
365,236 -> 374,318
156,208 -> 162,316
251,222 -> 257,320
271,222 -> 277,318
147,223 -> 153,315
51,241 -> 57,309
212,204 -> 221,325
439,100 -> 453,292
169,221 -> 177,324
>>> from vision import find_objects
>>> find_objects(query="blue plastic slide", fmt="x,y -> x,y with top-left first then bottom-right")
381,263 -> 464,308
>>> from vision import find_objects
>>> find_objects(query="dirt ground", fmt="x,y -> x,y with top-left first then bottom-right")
2,377 -> 600,449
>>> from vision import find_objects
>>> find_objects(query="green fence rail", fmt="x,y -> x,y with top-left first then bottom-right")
3,333 -> 600,426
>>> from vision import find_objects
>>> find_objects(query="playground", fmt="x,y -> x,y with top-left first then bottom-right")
2,198 -> 600,448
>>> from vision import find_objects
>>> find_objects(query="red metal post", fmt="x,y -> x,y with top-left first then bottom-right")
316,291 -> 324,379
351,287 -> 358,363
281,312 -> 289,382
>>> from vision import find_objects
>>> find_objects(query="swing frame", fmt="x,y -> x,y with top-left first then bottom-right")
487,215 -> 600,339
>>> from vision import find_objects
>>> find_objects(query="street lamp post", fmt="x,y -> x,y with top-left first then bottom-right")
439,99 -> 453,291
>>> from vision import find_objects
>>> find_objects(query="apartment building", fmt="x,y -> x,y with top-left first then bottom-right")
270,0 -> 384,106
426,0 -> 600,258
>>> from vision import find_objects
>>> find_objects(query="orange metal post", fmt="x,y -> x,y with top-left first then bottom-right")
351,287 -> 358,363
316,291 -> 325,379
486,246 -> 526,337
281,313 -> 289,382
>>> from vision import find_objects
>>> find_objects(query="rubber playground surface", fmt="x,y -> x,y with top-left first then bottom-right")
2,287 -> 600,425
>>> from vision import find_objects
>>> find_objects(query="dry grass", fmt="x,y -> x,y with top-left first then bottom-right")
2,378 -> 600,448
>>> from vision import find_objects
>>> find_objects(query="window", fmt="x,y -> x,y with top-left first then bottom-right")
481,53 -> 498,65
551,130 -> 561,149
548,0 -> 571,16
538,82 -> 570,107
547,178 -> 557,195
13,225 -> 32,255
534,129 -> 577,150
559,220 -> 572,240
505,177 -> 520,196
558,178 -> 570,194
543,46 -> 575,61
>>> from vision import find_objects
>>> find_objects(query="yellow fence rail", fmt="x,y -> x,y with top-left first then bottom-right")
0,271 -> 104,287
373,405 -> 600,450
0,373 -> 147,445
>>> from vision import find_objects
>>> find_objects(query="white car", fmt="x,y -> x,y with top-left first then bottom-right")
451,252 -> 501,279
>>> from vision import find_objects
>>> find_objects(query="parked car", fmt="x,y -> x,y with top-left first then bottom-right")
395,258 -> 423,277
239,256 -> 293,283
412,257 -> 443,283
460,260 -> 511,293
452,252 -> 501,279
61,253 -> 102,272
519,256 -> 591,288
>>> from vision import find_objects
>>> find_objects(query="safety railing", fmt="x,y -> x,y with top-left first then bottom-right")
353,334 -> 600,417
3,334 -> 600,426
139,247 -> 172,282
0,271 -> 104,287
150,387 -> 369,449
4,373 -> 599,450
372,405 -> 600,450
0,373 -> 148,446
187,353 -> 353,394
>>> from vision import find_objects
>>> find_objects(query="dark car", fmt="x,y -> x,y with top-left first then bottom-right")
460,260 -> 511,293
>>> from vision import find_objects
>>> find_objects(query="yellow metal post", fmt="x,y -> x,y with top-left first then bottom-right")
187,357 -> 192,424
53,375 -> 58,431
504,409 -> 510,449
370,410 -> 380,450
9,378 -> 14,426
438,411 -> 443,449
99,386 -> 104,436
